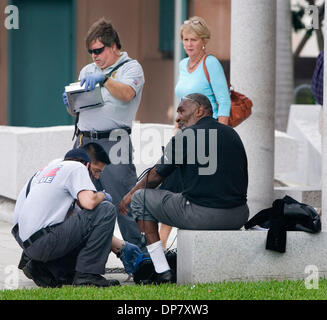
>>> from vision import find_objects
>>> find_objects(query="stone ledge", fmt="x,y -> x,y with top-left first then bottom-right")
0,125 -> 75,200
177,230 -> 327,284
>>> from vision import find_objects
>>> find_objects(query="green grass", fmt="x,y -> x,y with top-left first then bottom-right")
1,279 -> 327,300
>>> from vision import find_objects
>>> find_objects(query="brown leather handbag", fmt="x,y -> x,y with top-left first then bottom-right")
203,54 -> 253,127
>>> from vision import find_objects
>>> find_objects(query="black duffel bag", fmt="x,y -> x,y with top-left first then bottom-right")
244,196 -> 321,253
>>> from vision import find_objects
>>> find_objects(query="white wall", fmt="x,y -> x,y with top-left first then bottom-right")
0,123 -> 174,200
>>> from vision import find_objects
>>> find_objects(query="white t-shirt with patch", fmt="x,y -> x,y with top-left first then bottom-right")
14,160 -> 96,242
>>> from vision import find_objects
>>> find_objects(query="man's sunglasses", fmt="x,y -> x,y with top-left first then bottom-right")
88,46 -> 105,55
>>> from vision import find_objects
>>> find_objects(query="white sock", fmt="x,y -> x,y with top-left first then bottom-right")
147,240 -> 170,273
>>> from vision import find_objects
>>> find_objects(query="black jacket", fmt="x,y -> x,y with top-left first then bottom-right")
244,196 -> 321,253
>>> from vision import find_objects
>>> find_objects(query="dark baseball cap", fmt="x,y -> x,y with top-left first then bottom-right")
64,148 -> 91,163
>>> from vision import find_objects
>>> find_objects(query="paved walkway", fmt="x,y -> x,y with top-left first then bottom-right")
0,220 -> 177,290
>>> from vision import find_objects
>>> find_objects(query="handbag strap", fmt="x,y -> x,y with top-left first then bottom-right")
202,54 -> 231,88
202,54 -> 223,111
202,54 -> 212,85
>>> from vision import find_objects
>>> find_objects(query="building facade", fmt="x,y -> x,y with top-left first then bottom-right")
0,0 -> 231,127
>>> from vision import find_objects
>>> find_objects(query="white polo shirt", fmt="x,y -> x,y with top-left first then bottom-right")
78,52 -> 145,131
14,159 -> 96,242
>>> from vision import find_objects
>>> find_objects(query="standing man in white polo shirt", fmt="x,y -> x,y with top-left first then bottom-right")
63,18 -> 145,250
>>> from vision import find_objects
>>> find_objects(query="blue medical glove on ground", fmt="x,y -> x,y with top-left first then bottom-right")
102,191 -> 113,203
62,92 -> 69,108
80,73 -> 105,91
119,242 -> 143,275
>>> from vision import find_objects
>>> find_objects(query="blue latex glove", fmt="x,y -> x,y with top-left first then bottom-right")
62,92 -> 69,108
80,73 -> 105,91
119,242 -> 143,275
102,191 -> 113,203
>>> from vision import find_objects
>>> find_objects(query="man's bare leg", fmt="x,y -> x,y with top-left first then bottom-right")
111,236 -> 125,255
111,236 -> 142,274
159,224 -> 173,250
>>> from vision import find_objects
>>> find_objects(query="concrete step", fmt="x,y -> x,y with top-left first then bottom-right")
177,229 -> 327,284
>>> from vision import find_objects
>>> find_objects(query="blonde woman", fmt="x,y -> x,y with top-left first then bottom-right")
175,16 -> 231,124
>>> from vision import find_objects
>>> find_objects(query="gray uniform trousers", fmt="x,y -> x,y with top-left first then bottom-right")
131,189 -> 249,230
74,132 -> 143,249
13,201 -> 116,275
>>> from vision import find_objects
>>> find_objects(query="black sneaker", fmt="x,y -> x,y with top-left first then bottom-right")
73,272 -> 120,287
153,269 -> 175,285
22,260 -> 60,288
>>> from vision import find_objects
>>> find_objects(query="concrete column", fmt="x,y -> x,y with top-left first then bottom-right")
321,1 -> 327,231
275,0 -> 294,132
230,0 -> 276,217
174,0 -> 185,115
174,0 -> 188,118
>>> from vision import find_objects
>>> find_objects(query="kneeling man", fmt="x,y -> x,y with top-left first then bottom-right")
13,148 -> 119,287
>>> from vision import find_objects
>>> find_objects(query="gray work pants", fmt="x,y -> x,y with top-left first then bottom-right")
74,133 -> 143,248
14,201 -> 116,275
131,189 -> 249,230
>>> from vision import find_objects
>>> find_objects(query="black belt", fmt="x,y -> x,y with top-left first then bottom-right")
77,127 -> 131,140
12,223 -> 60,249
